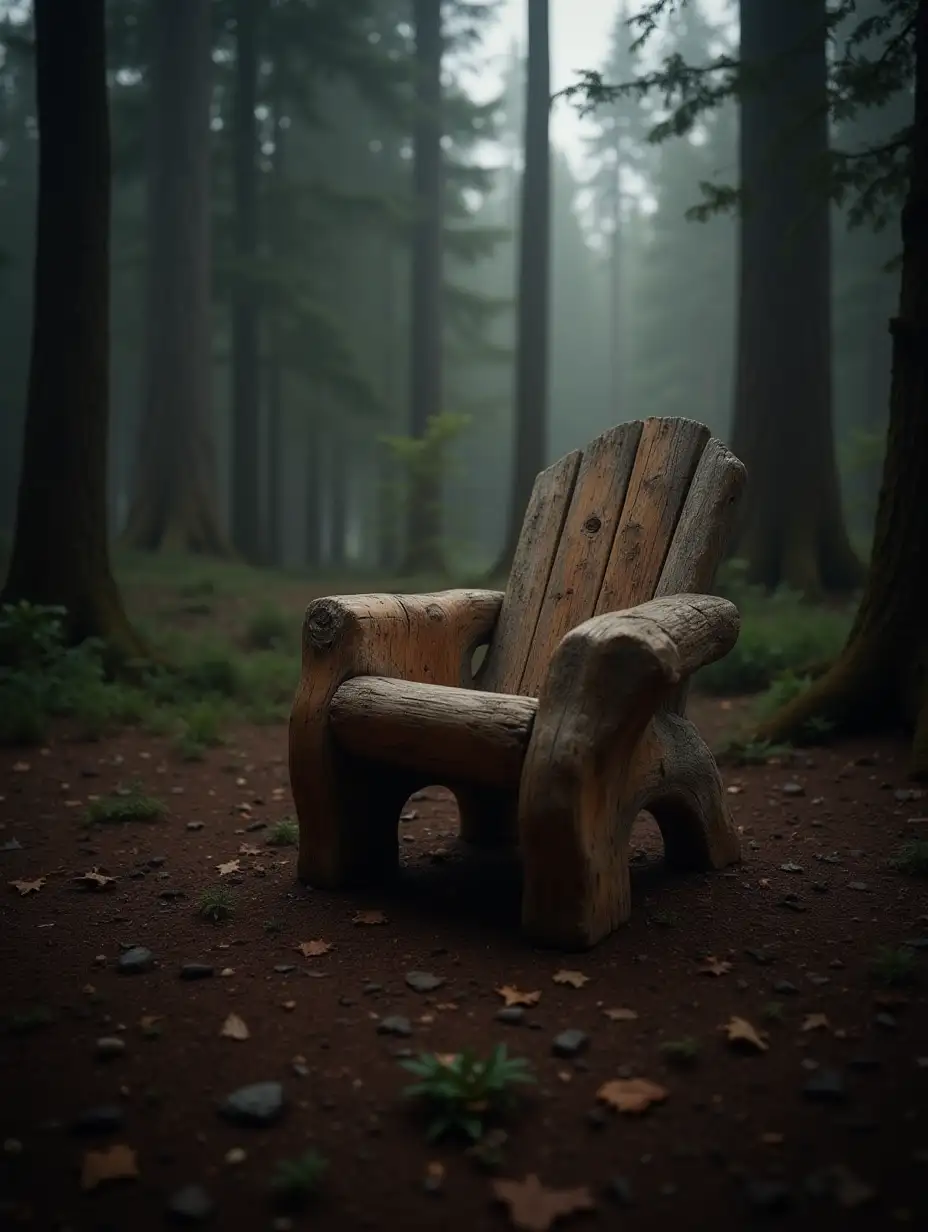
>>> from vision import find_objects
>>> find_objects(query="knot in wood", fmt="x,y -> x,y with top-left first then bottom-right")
582,515 -> 602,536
306,600 -> 344,650
425,603 -> 444,621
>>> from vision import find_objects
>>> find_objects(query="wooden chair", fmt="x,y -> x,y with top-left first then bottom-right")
289,417 -> 747,948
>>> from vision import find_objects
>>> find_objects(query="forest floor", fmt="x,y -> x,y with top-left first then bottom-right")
1,559 -> 926,1232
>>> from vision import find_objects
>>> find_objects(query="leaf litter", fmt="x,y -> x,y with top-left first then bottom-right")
492,1173 -> 596,1231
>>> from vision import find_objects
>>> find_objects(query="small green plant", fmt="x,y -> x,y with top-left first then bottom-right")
264,918 -> 283,936
5,1004 -> 55,1035
171,700 -> 226,760
269,1150 -> 329,1209
659,1037 -> 700,1067
870,945 -> 918,987
889,840 -> 928,877
84,784 -> 167,825
198,885 -> 236,923
761,1001 -> 785,1024
244,605 -> 290,652
723,738 -> 793,767
266,818 -> 298,847
401,1045 -> 535,1142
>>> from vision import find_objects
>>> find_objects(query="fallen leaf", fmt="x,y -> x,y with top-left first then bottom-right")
699,955 -> 732,977
352,909 -> 387,926
220,1012 -> 250,1040
496,985 -> 541,1008
9,877 -> 45,896
81,1144 -> 139,1190
597,1077 -> 668,1114
73,869 -> 116,891
238,843 -> 261,856
435,1001 -> 459,1012
552,969 -> 588,989
217,859 -> 240,876
297,939 -> 333,958
603,1007 -> 638,1022
492,1173 -> 595,1231
722,1016 -> 769,1052
801,1012 -> 831,1033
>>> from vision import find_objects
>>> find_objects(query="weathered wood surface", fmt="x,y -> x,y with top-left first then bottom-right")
519,593 -> 742,948
330,677 -> 537,789
289,589 -> 504,887
479,450 -> 581,695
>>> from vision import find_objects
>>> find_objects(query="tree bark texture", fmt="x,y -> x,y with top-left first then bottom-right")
122,0 -> 227,555
731,0 -> 861,596
1,0 -> 144,656
758,0 -> 928,777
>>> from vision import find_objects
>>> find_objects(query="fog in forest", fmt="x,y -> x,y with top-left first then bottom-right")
0,0 -> 902,583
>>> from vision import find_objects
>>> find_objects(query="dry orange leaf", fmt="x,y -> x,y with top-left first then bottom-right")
552,970 -> 588,989
496,985 -> 541,1008
297,939 -> 333,958
9,877 -> 45,896
352,909 -> 387,926
492,1173 -> 596,1231
220,1012 -> 250,1040
217,859 -> 240,877
801,1012 -> 831,1033
603,1007 -> 638,1022
238,843 -> 262,856
597,1077 -> 668,1114
722,1016 -> 769,1052
81,1144 -> 139,1190
699,956 -> 732,977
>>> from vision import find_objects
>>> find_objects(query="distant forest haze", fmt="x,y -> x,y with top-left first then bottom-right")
0,0 -> 926,768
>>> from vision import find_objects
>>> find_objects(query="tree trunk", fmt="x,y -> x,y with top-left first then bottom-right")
402,0 -> 445,575
122,0 -> 227,555
758,0 -> 928,778
731,0 -> 861,596
1,0 -> 144,656
609,142 -> 623,414
265,73 -> 286,567
231,0 -> 262,563
305,417 -> 322,571
494,0 -> 551,575
329,428 -> 348,571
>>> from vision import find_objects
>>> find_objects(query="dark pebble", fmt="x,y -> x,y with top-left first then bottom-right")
117,946 -> 155,975
744,1178 -> 794,1213
71,1105 -> 125,1135
274,964 -> 296,975
244,821 -> 266,832
772,980 -> 799,995
585,1106 -> 608,1130
605,1177 -> 634,1207
802,1069 -> 846,1103
496,1007 -> 526,1026
179,964 -> 215,981
167,1184 -> 214,1223
405,971 -> 445,994
217,1082 -> 285,1127
377,1016 -> 412,1038
874,1012 -> 897,1030
552,1029 -> 589,1059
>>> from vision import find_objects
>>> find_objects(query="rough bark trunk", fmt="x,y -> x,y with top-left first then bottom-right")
402,0 -> 445,576
265,75 -> 286,567
305,417 -> 322,571
758,0 -> 928,778
122,0 -> 227,555
494,0 -> 551,575
731,0 -> 862,596
1,0 -> 144,656
329,429 -> 348,571
231,0 -> 262,563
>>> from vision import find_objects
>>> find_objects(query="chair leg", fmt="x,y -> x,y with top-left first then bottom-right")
645,712 -> 742,872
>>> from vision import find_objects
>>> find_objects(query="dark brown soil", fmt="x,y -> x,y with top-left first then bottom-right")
1,698 -> 926,1231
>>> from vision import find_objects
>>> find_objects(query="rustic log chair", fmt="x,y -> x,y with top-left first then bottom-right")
289,416 -> 747,948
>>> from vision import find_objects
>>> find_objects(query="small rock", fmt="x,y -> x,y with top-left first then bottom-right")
186,822 -> 204,832
274,964 -> 296,975
217,1082 -> 285,1127
405,971 -> 445,993
95,1036 -> 126,1060
377,1016 -> 412,1038
874,1012 -> 897,1030
782,783 -> 805,797
808,974 -> 830,987
745,948 -> 774,966
244,820 -> 266,832
780,862 -> 803,874
180,963 -> 215,981
606,1177 -> 634,1207
167,1184 -> 214,1223
225,1147 -> 246,1166
552,1029 -> 589,1059
744,1178 -> 794,1213
496,1007 -> 526,1026
803,1069 -> 846,1103
847,881 -> 869,892
117,946 -> 155,975
585,1106 -> 608,1130
71,1105 -> 125,1135
773,980 -> 799,995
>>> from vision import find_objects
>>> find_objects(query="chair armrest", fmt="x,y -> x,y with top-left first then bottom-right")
299,589 -> 505,692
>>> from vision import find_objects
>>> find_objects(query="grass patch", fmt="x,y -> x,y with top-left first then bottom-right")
266,818 -> 298,848
198,885 -> 236,923
244,604 -> 291,652
721,738 -> 794,767
659,1037 -> 700,1067
401,1045 -> 535,1143
870,945 -> 919,987
889,840 -> 928,877
761,1001 -> 785,1024
84,784 -> 168,825
270,1150 -> 329,1210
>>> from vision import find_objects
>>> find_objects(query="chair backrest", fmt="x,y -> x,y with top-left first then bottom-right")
479,417 -> 746,704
